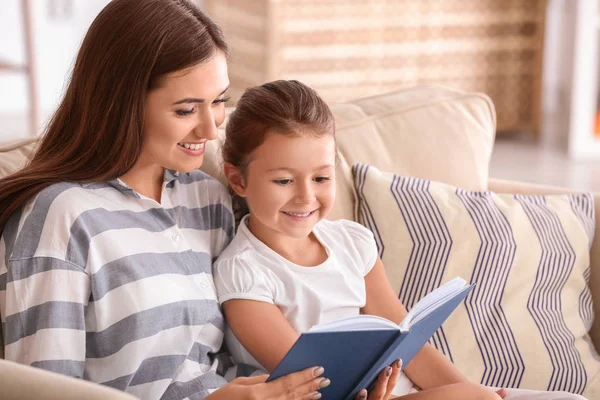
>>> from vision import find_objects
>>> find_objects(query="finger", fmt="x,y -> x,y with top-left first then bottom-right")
385,359 -> 402,395
291,376 -> 331,399
370,367 -> 392,399
496,388 -> 507,398
232,374 -> 269,386
261,366 -> 325,398
354,388 -> 368,399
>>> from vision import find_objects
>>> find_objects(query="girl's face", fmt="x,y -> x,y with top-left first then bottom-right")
241,132 -> 337,242
141,52 -> 229,173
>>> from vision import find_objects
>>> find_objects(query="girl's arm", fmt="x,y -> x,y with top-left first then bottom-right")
223,298 -> 403,399
222,299 -> 300,372
361,257 -> 470,390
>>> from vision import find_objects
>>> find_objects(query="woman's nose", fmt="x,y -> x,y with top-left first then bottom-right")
194,107 -> 218,140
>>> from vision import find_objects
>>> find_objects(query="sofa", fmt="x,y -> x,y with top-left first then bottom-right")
0,85 -> 598,398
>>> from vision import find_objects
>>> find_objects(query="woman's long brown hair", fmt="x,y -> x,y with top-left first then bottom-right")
0,0 -> 228,235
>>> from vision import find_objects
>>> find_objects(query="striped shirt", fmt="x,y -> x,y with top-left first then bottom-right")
0,169 -> 234,400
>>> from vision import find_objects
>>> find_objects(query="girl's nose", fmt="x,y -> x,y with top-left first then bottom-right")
294,182 -> 316,204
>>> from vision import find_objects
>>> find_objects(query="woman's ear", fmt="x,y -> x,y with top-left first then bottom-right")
224,163 -> 247,197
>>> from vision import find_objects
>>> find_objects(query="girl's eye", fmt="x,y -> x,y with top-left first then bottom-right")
273,179 -> 292,186
212,96 -> 231,106
175,107 -> 196,116
314,176 -> 331,183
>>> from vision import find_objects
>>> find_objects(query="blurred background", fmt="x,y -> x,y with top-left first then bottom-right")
1,0 -> 599,190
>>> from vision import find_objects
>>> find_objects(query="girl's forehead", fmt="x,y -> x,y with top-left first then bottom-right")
252,134 -> 336,169
261,133 -> 335,151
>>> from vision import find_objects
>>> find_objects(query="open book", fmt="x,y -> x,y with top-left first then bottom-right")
266,277 -> 475,400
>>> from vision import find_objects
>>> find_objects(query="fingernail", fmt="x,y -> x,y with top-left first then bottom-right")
319,378 -> 331,389
311,392 -> 322,399
386,367 -> 392,377
313,366 -> 324,377
396,358 -> 402,369
359,389 -> 368,398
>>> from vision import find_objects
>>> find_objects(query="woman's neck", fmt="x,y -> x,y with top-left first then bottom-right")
120,158 -> 165,203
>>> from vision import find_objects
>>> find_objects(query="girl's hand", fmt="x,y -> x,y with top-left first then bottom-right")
495,388 -> 507,398
205,366 -> 329,400
355,359 -> 403,400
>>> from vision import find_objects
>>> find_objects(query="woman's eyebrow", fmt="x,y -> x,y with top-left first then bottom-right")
172,85 -> 230,105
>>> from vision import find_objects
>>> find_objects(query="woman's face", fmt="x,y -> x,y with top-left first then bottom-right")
142,52 -> 229,173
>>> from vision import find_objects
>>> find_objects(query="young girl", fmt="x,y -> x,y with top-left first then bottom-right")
215,80 -> 590,400
214,80 -> 510,400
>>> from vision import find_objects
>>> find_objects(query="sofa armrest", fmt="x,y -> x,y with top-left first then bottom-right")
489,178 -> 600,354
0,359 -> 138,399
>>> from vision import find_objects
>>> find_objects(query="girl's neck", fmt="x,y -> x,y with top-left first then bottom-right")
246,215 -> 327,267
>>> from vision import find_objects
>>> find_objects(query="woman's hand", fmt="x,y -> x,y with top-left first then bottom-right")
355,359 -> 403,400
206,366 -> 330,400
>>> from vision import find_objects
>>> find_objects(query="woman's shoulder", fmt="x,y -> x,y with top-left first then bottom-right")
27,181 -> 93,216
174,170 -> 230,204
2,181 -> 94,262
175,169 -> 218,185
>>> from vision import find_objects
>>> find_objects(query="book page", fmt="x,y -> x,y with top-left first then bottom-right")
309,314 -> 399,332
399,277 -> 468,331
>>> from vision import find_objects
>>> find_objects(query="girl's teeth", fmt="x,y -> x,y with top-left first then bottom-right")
286,211 -> 311,217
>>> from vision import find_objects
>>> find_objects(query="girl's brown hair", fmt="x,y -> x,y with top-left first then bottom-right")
222,80 -> 335,173
0,0 -> 228,234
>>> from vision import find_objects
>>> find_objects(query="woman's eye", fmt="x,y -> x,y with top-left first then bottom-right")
175,107 -> 196,116
273,179 -> 292,186
314,176 -> 331,183
212,96 -> 231,106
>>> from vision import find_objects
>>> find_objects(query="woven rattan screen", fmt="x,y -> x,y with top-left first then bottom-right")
203,0 -> 547,135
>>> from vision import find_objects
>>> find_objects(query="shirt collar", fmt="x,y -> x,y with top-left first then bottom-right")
164,169 -> 180,185
107,169 -> 180,197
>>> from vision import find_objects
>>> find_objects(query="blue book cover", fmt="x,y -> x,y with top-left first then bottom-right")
266,278 -> 475,400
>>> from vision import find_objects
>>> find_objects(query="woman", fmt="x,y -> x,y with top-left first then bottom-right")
0,1 -> 396,399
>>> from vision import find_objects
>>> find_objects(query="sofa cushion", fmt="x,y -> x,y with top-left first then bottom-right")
333,86 -> 496,222
0,139 -> 38,179
353,163 -> 600,398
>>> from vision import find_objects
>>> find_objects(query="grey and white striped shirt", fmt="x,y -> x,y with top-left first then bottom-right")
0,169 -> 234,400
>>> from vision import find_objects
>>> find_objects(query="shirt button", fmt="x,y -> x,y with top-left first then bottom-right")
172,234 -> 180,242
200,281 -> 209,289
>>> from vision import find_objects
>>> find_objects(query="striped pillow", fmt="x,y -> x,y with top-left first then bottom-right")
352,163 -> 600,397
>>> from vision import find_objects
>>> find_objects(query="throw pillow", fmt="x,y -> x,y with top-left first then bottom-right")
352,163 -> 600,397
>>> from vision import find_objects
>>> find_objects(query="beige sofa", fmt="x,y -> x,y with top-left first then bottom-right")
1,85 -> 598,398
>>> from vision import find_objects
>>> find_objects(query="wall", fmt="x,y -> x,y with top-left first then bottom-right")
0,0 -> 572,143
0,0 -> 110,139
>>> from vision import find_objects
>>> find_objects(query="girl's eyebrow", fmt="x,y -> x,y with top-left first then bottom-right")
172,85 -> 230,105
267,164 -> 335,173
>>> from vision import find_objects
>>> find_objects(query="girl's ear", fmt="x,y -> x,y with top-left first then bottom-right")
224,163 -> 247,197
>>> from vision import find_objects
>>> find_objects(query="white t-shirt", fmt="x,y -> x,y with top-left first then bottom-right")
213,216 -> 378,369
